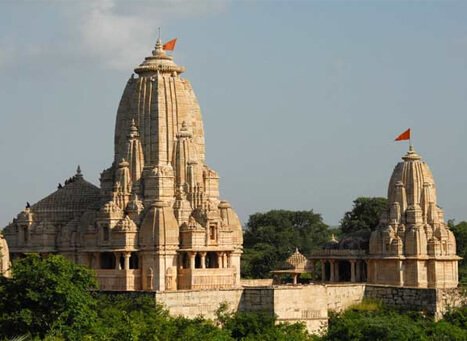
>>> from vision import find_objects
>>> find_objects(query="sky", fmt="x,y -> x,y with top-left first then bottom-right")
1,0 -> 467,228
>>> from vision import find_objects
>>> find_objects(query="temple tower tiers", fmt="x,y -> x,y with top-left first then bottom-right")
368,146 -> 460,288
0,234 -> 10,277
3,39 -> 243,292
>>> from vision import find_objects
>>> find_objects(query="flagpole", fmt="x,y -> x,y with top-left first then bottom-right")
409,129 -> 412,149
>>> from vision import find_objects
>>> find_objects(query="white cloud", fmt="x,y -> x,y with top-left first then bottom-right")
0,0 -> 228,72
72,0 -> 228,70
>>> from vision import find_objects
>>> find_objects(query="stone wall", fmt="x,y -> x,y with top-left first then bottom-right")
325,283 -> 366,311
108,283 -> 464,336
364,285 -> 466,319
155,283 -> 366,335
155,288 -> 244,319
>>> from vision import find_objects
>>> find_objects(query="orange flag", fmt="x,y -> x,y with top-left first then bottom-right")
394,128 -> 411,141
163,38 -> 177,51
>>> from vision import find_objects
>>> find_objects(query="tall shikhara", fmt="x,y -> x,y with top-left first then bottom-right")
4,39 -> 243,292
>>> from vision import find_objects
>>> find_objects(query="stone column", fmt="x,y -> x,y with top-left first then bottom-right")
223,253 -> 228,268
227,252 -> 232,268
293,273 -> 298,285
217,252 -> 223,268
200,252 -> 206,269
329,260 -> 335,282
321,260 -> 326,282
124,252 -> 131,270
95,252 -> 101,269
350,260 -> 356,282
189,252 -> 196,270
335,261 -> 340,282
397,260 -> 404,286
178,254 -> 184,270
114,252 -> 121,270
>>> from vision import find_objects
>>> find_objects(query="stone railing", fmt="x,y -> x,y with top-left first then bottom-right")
95,269 -> 141,291
241,279 -> 274,287
310,249 -> 367,257
178,268 -> 235,290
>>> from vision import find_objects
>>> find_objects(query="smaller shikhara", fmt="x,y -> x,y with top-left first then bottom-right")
368,145 -> 460,288
3,39 -> 243,292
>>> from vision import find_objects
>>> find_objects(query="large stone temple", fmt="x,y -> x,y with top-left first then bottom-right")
3,39 -> 243,292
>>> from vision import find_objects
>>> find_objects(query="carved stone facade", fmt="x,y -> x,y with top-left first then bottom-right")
3,39 -> 243,291
0,234 -> 10,277
368,146 -> 460,288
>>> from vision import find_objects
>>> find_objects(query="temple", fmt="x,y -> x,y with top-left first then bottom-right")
282,145 -> 460,289
2,39 -> 243,291
367,145 -> 460,288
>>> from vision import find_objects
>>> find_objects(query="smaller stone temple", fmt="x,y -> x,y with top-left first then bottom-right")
368,145 -> 460,288
277,145 -> 460,289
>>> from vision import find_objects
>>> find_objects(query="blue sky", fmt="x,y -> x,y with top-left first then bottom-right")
1,0 -> 467,227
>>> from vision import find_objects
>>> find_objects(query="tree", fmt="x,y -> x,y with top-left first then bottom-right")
0,254 -> 97,339
242,210 -> 330,278
449,221 -> 467,286
340,197 -> 387,235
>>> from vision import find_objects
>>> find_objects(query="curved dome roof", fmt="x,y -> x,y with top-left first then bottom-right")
31,170 -> 100,214
387,145 -> 437,209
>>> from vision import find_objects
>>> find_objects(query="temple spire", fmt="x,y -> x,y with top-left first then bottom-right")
76,165 -> 83,179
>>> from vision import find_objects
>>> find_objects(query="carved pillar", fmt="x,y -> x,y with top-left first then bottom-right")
398,260 -> 404,286
200,252 -> 206,269
227,252 -> 232,268
350,260 -> 356,282
114,252 -> 121,270
293,273 -> 298,285
178,254 -> 183,270
330,260 -> 335,282
124,252 -> 131,270
95,252 -> 101,269
189,252 -> 196,270
223,253 -> 228,268
217,252 -> 223,268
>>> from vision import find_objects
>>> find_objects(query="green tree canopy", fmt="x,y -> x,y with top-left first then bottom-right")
0,254 -> 97,339
340,197 -> 387,235
449,220 -> 467,286
241,210 -> 329,278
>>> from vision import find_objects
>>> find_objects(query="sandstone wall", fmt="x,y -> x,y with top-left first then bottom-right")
155,283 -> 366,335
364,285 -> 466,319
273,285 -> 328,333
155,288 -> 244,319
364,285 -> 437,314
325,283 -> 366,312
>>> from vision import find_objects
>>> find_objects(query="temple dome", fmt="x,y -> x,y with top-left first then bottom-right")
134,39 -> 185,76
114,38 -> 205,169
387,145 -> 437,215
31,168 -> 100,219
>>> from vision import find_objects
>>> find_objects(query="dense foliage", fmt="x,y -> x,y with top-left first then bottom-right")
0,254 -> 312,340
0,254 -> 97,339
318,301 -> 467,341
340,197 -> 387,234
241,210 -> 330,278
450,220 -> 467,286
